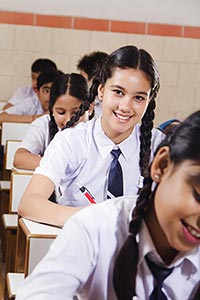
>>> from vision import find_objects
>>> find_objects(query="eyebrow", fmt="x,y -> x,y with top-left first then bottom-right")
110,84 -> 149,96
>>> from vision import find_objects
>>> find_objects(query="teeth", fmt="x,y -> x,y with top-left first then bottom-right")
116,114 -> 130,120
186,224 -> 200,238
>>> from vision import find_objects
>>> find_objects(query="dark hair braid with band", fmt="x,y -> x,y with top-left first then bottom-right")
114,110 -> 200,300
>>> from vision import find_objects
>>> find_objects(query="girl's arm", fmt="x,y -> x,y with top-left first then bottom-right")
18,174 -> 81,227
13,148 -> 42,171
0,112 -> 39,123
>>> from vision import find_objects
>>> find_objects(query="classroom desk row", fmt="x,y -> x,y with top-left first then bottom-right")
5,217 -> 61,299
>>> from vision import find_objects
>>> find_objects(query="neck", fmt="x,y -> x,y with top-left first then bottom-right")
145,202 -> 178,265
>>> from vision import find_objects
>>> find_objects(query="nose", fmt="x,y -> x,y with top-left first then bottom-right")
118,96 -> 132,112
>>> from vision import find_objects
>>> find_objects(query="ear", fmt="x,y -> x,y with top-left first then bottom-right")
97,84 -> 104,101
150,146 -> 170,183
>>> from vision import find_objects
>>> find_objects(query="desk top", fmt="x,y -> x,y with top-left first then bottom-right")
19,218 -> 62,238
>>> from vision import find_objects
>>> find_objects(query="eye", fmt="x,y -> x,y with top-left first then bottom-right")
193,188 -> 200,203
135,95 -> 146,102
42,87 -> 50,94
112,89 -> 124,96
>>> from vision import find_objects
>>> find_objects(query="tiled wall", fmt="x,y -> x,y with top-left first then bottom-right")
0,11 -> 200,125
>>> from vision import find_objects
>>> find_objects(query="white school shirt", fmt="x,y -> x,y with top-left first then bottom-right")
20,115 -> 51,156
5,96 -> 44,115
34,117 -> 164,206
8,86 -> 38,106
15,196 -> 200,300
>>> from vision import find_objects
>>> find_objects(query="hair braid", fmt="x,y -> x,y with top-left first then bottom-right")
113,172 -> 153,300
63,76 -> 100,130
49,112 -> 59,142
139,98 -> 156,178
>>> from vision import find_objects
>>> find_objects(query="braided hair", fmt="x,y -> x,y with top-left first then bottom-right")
48,73 -> 89,141
113,110 -> 200,299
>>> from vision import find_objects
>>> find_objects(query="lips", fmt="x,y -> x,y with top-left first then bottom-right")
114,112 -> 132,121
182,220 -> 200,240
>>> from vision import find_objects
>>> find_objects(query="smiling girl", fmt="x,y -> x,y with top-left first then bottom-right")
18,45 -> 164,226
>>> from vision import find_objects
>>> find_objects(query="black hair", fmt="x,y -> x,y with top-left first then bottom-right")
36,68 -> 63,91
77,51 -> 108,81
113,110 -> 200,300
31,58 -> 57,73
48,73 -> 89,142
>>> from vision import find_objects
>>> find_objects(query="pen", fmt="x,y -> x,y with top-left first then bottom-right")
77,183 -> 96,204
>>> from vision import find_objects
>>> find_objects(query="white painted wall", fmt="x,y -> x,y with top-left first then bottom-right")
0,0 -> 200,26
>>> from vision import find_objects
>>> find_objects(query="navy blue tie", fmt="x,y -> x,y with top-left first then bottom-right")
107,148 -> 123,198
146,255 -> 174,300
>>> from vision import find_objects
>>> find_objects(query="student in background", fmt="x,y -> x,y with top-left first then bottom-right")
77,51 -> 108,117
15,110 -> 200,300
0,68 -> 62,124
18,45 -> 164,227
14,73 -> 93,171
3,58 -> 57,110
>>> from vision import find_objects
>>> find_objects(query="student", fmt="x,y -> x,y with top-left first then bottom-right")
13,73 -> 93,171
18,45 -> 164,227
15,110 -> 200,300
0,68 -> 62,124
77,51 -> 108,117
3,58 -> 57,110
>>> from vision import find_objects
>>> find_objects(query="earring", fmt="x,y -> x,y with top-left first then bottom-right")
154,174 -> 160,182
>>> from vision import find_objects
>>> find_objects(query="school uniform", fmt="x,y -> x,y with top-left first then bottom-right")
5,96 -> 44,115
34,117 -> 164,206
20,115 -> 51,156
8,86 -> 38,106
15,196 -> 200,300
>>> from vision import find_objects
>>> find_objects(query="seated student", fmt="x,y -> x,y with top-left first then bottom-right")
13,73 -> 94,171
0,68 -> 62,124
3,58 -> 57,110
77,51 -> 108,117
15,110 -> 200,300
158,118 -> 181,135
18,45 -> 164,227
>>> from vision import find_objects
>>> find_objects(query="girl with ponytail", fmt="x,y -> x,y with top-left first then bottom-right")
18,45 -> 164,227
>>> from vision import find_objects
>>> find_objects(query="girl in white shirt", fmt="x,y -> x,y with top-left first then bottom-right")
18,45 -> 164,227
14,73 -> 92,171
16,110 -> 200,300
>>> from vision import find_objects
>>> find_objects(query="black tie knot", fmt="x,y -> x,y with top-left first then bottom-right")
111,148 -> 121,159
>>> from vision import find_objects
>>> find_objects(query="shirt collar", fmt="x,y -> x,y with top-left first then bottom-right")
94,117 -> 140,160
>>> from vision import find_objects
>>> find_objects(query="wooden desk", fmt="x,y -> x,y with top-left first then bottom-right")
15,218 -> 61,276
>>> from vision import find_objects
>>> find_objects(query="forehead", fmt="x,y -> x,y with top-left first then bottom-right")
54,94 -> 82,108
107,68 -> 151,90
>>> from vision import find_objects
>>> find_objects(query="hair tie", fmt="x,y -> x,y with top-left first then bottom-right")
137,176 -> 144,188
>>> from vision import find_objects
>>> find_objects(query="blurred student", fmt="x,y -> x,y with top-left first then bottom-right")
77,51 -> 108,117
0,68 -> 61,124
3,58 -> 57,110
16,110 -> 200,300
14,73 -> 93,171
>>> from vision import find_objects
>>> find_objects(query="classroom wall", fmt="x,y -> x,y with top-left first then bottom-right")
0,11 -> 200,126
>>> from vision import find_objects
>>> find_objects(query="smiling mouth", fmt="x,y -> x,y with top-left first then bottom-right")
182,220 -> 200,239
114,112 -> 132,121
